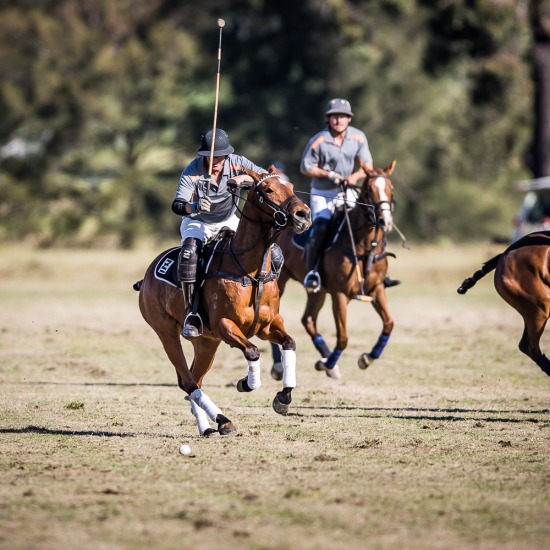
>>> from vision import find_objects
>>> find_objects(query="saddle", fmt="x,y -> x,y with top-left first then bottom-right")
153,227 -> 282,334
151,229 -> 237,288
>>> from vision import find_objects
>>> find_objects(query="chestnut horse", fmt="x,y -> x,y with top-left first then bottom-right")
271,160 -> 397,379
136,168 -> 311,436
457,231 -> 550,377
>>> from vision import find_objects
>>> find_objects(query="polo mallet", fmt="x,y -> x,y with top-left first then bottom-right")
206,18 -> 225,196
341,183 -> 373,303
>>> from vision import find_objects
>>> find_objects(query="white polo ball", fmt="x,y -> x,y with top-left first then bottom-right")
179,444 -> 191,456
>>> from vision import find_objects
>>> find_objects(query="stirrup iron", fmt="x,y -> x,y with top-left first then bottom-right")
182,312 -> 203,339
303,270 -> 321,294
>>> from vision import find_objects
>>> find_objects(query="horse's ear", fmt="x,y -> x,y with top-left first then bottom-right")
267,164 -> 278,174
244,168 -> 262,182
385,160 -> 396,175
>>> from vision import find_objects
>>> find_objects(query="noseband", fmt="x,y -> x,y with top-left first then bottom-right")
254,174 -> 302,230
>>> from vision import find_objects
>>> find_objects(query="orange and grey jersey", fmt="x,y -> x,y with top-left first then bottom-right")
174,155 -> 265,224
300,125 -> 373,191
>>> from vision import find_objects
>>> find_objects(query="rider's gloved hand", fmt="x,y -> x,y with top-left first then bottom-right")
191,196 -> 212,213
227,178 -> 239,190
328,170 -> 344,185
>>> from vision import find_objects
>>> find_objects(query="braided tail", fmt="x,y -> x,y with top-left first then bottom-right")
457,254 -> 501,294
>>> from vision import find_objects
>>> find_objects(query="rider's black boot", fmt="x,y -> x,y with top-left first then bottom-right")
383,275 -> 401,288
303,219 -> 330,293
178,238 -> 203,338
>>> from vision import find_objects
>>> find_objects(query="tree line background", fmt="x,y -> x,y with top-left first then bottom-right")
1,0 -> 549,248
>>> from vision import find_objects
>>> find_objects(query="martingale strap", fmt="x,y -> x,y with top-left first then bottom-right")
202,238 -> 276,337
246,244 -> 271,338
204,246 -> 277,338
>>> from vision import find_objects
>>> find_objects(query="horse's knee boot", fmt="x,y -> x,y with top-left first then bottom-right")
189,388 -> 222,422
281,349 -> 297,388
246,359 -> 261,390
271,243 -> 284,278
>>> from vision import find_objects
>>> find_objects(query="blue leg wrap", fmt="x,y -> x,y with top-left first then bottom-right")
326,348 -> 343,369
271,343 -> 282,363
312,334 -> 331,358
370,334 -> 390,359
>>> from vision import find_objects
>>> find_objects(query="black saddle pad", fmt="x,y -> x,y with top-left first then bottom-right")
153,247 -> 180,287
153,229 -> 235,288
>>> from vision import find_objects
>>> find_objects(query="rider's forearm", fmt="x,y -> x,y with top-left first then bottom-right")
301,166 -> 331,179
171,198 -> 194,216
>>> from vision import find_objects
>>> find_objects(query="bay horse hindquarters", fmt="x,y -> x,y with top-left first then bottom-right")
457,231 -> 550,376
137,167 -> 312,436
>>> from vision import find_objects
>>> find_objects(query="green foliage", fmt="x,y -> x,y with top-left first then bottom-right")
0,0 -> 540,245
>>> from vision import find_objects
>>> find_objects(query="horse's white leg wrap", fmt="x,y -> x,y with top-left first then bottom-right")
188,397 -> 211,436
282,349 -> 296,388
247,359 -> 261,390
189,388 -> 222,422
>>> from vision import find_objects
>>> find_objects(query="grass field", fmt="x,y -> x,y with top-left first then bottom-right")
0,242 -> 548,550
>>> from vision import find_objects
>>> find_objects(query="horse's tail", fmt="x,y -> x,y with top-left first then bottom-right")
457,254 -> 501,294
133,279 -> 143,291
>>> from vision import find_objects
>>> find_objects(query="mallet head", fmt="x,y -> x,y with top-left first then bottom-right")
217,18 -> 225,28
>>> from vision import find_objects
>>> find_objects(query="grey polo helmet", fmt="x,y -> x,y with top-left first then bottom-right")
325,98 -> 354,117
197,128 -> 234,156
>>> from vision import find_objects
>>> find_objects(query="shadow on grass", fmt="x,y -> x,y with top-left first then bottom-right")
242,404 -> 550,424
0,425 -> 177,438
13,381 -> 176,387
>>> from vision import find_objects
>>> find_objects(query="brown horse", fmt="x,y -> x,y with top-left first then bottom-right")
271,160 -> 397,379
457,231 -> 550,377
136,168 -> 311,436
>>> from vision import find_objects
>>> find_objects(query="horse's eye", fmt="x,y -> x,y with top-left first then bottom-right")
264,187 -> 273,194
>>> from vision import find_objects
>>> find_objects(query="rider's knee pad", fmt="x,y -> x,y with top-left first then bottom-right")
177,239 -> 201,282
271,243 -> 284,277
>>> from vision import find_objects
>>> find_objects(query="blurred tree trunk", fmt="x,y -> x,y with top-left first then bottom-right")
531,1 -> 550,177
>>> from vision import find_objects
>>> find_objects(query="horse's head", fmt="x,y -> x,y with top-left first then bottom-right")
359,159 -> 396,233
243,167 -> 312,234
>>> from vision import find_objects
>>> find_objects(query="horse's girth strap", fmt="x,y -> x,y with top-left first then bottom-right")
246,245 -> 271,339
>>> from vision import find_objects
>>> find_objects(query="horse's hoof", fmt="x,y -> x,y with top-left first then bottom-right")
358,353 -> 372,370
201,428 -> 218,437
272,396 -> 289,416
271,362 -> 283,381
272,391 -> 292,416
216,415 -> 237,436
315,360 -> 341,379
218,422 -> 237,435
236,377 -> 252,392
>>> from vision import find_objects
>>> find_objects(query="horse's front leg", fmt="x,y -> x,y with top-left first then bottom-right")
358,285 -> 394,370
301,290 -> 332,358
259,315 -> 297,416
217,318 -> 263,393
314,291 -> 349,379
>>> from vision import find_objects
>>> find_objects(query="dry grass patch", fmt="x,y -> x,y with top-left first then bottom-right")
0,243 -> 548,550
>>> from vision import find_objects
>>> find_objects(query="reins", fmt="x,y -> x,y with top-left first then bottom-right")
218,173 -> 300,337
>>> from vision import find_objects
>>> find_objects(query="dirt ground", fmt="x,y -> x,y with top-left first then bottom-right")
0,242 -> 548,550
